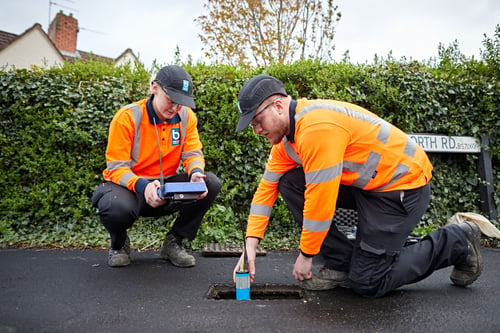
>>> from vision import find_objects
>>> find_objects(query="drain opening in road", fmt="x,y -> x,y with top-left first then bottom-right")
206,283 -> 304,300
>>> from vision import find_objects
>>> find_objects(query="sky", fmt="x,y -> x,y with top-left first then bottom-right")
0,0 -> 499,68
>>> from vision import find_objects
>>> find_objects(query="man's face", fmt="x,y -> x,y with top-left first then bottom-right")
249,97 -> 287,145
153,82 -> 181,121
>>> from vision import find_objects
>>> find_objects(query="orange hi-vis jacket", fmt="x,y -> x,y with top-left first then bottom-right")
102,97 -> 205,192
247,98 -> 433,256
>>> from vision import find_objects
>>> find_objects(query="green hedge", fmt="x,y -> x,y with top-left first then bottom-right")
0,57 -> 498,249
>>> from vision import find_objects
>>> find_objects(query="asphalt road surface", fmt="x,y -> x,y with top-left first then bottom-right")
1,247 -> 499,333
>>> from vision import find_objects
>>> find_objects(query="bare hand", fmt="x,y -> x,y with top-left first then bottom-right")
293,253 -> 313,281
145,180 -> 165,208
190,172 -> 208,199
232,237 -> 258,283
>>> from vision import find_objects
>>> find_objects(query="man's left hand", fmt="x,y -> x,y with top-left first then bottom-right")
293,252 -> 313,281
190,172 -> 208,199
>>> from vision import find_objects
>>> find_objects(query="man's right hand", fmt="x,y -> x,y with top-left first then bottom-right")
145,180 -> 166,208
232,237 -> 259,283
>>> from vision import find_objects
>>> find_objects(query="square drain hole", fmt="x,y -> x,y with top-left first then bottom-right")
206,283 -> 304,300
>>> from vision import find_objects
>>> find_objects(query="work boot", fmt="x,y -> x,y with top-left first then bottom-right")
108,236 -> 131,267
450,221 -> 483,286
299,267 -> 349,290
161,234 -> 195,267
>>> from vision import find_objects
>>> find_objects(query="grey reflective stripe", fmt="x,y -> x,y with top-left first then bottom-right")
376,121 -> 390,144
263,169 -> 284,183
284,139 -> 302,164
295,102 -> 391,145
352,151 -> 381,188
106,104 -> 142,172
305,163 -> 342,184
187,160 -> 204,169
373,163 -> 410,191
343,153 -> 380,185
109,104 -> 190,186
179,107 -> 188,150
128,104 -> 143,168
289,102 -> 413,190
181,149 -> 203,160
343,160 -> 364,173
303,218 -> 331,232
250,203 -> 272,217
106,160 -> 130,171
120,171 -> 135,187
404,136 -> 417,157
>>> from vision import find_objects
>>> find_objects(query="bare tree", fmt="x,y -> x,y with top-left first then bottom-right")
196,0 -> 341,66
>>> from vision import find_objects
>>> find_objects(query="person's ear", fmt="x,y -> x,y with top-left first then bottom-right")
150,81 -> 159,95
275,98 -> 285,115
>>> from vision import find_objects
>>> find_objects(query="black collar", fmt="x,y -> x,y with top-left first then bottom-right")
146,95 -> 181,125
286,99 -> 297,143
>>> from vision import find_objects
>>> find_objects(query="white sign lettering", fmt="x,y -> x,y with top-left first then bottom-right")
408,134 -> 480,153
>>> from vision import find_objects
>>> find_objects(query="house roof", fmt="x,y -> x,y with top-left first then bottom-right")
116,48 -> 140,63
63,49 -> 114,63
0,23 -> 65,64
116,48 -> 134,60
0,23 -> 136,66
0,30 -> 18,51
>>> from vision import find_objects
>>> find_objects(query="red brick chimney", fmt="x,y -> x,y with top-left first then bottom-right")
48,11 -> 78,53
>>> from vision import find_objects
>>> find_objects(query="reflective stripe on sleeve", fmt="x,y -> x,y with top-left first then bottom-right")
303,217 -> 332,232
250,203 -> 272,217
181,149 -> 203,160
305,163 -> 342,184
120,171 -> 135,188
263,169 -> 284,183
107,160 -> 132,171
186,159 -> 204,171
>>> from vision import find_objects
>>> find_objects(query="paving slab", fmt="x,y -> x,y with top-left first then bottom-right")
0,247 -> 499,333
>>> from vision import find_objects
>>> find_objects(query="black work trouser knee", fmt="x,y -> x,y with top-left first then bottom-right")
91,172 -> 222,250
278,167 -> 469,298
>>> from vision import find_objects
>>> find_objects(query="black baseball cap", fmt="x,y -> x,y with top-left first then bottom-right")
236,74 -> 287,132
154,65 -> 195,109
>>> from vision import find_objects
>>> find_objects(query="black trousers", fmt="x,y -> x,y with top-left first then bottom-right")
278,168 -> 469,298
91,172 -> 222,250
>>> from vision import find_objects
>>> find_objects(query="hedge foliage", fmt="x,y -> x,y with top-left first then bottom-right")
1,37 -> 499,249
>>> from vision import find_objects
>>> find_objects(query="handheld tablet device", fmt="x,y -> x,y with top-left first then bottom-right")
157,182 -> 207,200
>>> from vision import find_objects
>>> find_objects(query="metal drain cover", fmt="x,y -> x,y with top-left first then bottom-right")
201,243 -> 267,257
206,283 -> 303,300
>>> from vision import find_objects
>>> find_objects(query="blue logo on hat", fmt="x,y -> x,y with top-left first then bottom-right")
237,102 -> 242,114
182,80 -> 189,92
